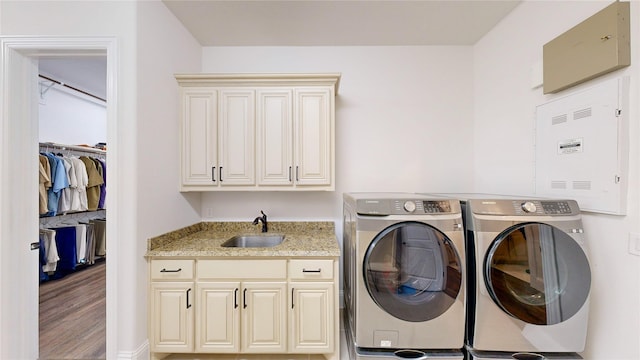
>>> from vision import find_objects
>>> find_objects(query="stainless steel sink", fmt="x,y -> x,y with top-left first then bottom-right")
221,234 -> 284,248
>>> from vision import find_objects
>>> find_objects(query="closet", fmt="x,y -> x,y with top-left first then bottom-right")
37,57 -> 107,359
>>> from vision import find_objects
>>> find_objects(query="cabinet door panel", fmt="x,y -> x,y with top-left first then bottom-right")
294,88 -> 333,186
150,282 -> 194,352
289,282 -> 334,353
257,89 -> 293,185
242,282 -> 287,353
219,89 -> 255,185
196,282 -> 240,353
181,89 -> 217,186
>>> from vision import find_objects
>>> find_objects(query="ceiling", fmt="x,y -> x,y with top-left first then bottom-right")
163,0 -> 522,46
38,0 -> 522,101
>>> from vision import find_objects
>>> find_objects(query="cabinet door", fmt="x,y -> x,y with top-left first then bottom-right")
293,87 -> 333,187
289,282 -> 334,353
242,282 -> 287,353
256,89 -> 293,186
150,282 -> 194,353
180,88 -> 217,187
218,89 -> 255,186
196,282 -> 240,353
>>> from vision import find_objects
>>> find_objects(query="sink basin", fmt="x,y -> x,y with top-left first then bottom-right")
221,234 -> 284,248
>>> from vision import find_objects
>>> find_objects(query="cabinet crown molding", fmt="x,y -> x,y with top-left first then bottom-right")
175,73 -> 341,94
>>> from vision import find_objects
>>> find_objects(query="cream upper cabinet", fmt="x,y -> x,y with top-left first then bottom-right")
294,88 -> 333,187
177,73 -> 340,191
179,88 -> 217,187
218,89 -> 255,186
256,89 -> 293,185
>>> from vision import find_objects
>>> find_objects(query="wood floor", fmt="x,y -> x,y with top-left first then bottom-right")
39,260 -> 106,360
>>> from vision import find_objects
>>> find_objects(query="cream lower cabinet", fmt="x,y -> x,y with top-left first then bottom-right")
149,260 -> 195,353
288,259 -> 336,354
196,281 -> 287,353
149,258 -> 338,359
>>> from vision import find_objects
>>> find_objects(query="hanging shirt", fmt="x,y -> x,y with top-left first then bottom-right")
69,157 -> 88,211
96,158 -> 107,209
57,157 -> 73,214
80,156 -> 104,211
40,228 -> 59,273
39,155 -> 51,215
44,153 -> 70,216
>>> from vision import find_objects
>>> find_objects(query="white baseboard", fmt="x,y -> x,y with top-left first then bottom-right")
117,339 -> 149,360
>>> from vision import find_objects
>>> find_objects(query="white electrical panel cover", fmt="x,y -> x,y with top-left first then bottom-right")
535,77 -> 629,215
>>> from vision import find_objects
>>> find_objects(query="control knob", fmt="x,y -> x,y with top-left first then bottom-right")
521,201 -> 537,213
403,201 -> 416,213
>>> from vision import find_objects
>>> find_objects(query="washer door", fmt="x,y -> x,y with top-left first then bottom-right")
484,222 -> 591,325
363,221 -> 462,322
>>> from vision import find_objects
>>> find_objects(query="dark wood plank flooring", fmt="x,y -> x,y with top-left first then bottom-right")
39,260 -> 106,359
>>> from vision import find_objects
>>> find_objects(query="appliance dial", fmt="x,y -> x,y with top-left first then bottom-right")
521,201 -> 537,213
403,201 -> 416,213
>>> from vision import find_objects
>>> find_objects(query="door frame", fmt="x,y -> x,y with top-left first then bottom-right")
0,36 -> 118,359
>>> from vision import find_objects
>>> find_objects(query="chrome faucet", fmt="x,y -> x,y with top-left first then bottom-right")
252,210 -> 268,232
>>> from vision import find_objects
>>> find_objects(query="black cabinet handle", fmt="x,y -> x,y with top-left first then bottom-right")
295,166 -> 299,182
302,268 -> 322,273
212,166 -> 216,182
243,288 -> 247,309
219,167 -> 223,182
234,288 -> 238,309
186,288 -> 192,309
291,288 -> 295,309
160,268 -> 182,273
289,166 -> 292,182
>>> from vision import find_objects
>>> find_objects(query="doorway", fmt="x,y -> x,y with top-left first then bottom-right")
37,56 -> 108,358
0,37 -> 118,359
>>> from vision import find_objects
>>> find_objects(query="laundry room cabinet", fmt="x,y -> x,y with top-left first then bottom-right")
148,257 -> 339,359
176,73 -> 340,191
149,259 -> 195,353
288,259 -> 335,353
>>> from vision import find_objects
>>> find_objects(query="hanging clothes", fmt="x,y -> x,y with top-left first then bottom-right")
39,155 -> 52,215
43,152 -> 69,216
80,156 -> 104,211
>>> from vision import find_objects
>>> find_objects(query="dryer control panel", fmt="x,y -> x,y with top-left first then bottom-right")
469,199 -> 580,216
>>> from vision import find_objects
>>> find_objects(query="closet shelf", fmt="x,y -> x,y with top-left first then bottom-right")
40,142 -> 106,157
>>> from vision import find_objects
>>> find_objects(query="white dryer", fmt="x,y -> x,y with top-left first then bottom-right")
460,196 -> 591,360
343,193 -> 466,359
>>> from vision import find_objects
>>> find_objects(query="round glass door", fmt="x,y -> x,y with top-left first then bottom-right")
484,222 -> 591,325
363,221 -> 462,322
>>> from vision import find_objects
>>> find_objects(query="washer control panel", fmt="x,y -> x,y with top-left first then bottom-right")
356,198 -> 459,215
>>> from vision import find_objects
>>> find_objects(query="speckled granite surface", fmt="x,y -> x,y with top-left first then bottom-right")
146,221 -> 340,258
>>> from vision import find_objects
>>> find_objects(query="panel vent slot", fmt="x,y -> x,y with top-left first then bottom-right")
551,114 -> 568,125
572,181 -> 591,190
573,107 -> 592,120
551,181 -> 567,189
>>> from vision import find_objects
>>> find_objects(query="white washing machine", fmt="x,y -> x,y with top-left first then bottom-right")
343,193 -> 466,359
458,195 -> 591,360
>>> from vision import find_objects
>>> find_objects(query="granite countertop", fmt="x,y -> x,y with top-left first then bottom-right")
145,221 -> 340,258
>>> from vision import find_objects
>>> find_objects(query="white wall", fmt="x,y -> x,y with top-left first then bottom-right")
1,0 -> 203,357
473,1 -> 640,359
136,0 -> 202,355
38,86 -> 107,145
200,46 -> 475,227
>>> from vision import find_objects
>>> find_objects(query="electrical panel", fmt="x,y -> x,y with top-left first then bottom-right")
535,77 -> 629,215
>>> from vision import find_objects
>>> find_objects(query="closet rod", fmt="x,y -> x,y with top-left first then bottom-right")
39,142 -> 106,156
39,74 -> 106,103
